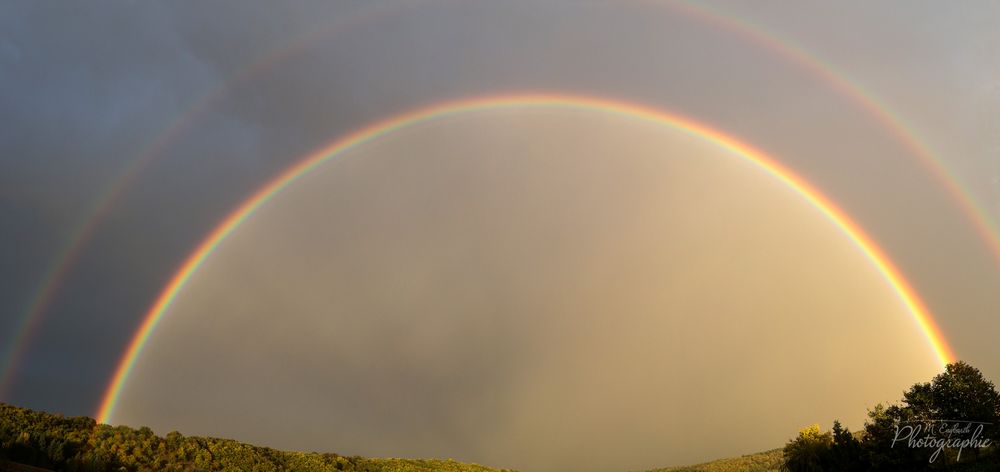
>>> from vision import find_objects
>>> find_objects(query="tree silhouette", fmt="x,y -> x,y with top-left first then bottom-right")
782,424 -> 832,472
785,362 -> 1000,471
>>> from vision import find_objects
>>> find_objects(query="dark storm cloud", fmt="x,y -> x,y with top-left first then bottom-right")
1,0 -> 217,411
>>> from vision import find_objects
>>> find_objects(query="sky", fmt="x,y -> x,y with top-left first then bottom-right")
1,1 -> 999,470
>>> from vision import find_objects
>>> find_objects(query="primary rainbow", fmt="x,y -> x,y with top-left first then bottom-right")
95,93 -> 954,424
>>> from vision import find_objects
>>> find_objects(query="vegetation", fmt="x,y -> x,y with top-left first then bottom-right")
4,361 -> 998,471
0,403 -> 513,472
782,361 -> 1000,471
644,448 -> 782,472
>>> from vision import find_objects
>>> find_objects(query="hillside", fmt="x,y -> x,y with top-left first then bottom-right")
1,400 -> 788,472
0,403 -> 513,472
642,448 -> 782,472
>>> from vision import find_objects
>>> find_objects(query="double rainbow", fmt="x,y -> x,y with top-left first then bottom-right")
5,1 -> 986,402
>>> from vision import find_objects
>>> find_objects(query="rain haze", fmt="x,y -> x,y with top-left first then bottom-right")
1,1 -> 998,471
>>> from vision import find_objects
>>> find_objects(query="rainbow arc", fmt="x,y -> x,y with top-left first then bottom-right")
95,93 -> 956,424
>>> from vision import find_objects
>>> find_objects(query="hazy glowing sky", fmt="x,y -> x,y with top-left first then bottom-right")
1,1 -> 998,470
116,110 -> 940,470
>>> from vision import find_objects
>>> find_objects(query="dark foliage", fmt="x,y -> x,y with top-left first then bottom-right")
783,361 -> 1000,471
0,403 -> 512,472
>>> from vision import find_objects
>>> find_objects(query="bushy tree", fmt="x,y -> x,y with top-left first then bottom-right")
782,424 -> 832,472
922,362 -> 1000,431
863,361 -> 1000,469
829,420 -> 862,470
783,421 -> 865,472
784,362 -> 1000,471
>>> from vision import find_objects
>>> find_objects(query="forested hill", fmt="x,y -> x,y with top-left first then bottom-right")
6,359 -> 1000,472
0,403 -> 513,472
642,448 -> 783,472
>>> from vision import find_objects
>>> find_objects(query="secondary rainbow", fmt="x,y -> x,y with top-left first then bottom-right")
669,0 -> 1000,266
95,93 -> 955,423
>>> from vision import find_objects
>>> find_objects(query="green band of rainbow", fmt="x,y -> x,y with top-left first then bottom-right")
95,93 -> 955,423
